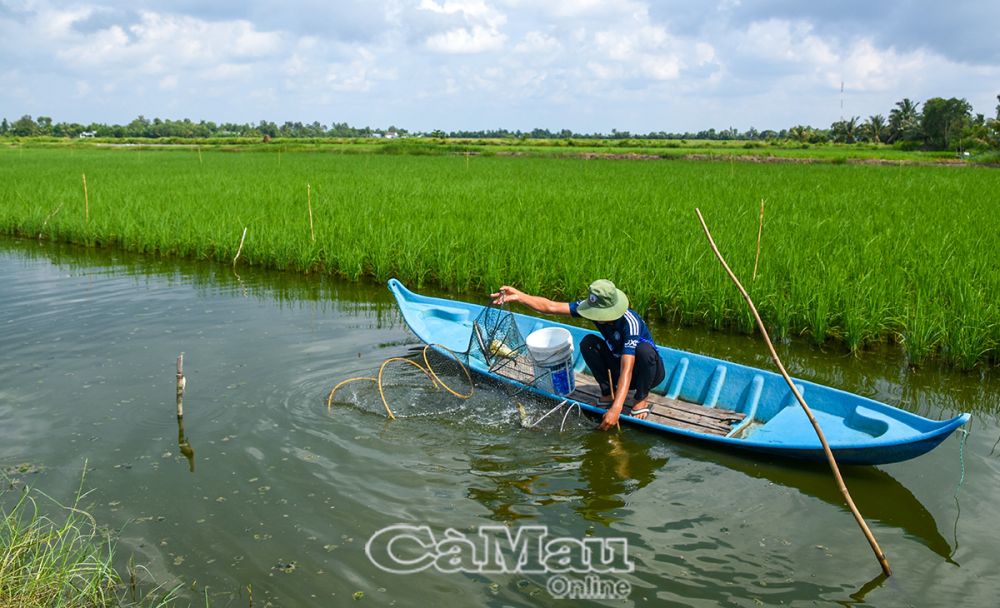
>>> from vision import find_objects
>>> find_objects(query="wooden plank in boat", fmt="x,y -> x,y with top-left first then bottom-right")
570,383 -> 738,436
573,374 -> 744,423
488,356 -> 743,437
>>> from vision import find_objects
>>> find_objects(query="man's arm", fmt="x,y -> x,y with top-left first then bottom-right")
598,354 -> 634,431
491,286 -> 571,316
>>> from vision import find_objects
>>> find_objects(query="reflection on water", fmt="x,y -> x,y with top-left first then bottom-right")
176,418 -> 195,473
2,237 -> 999,607
703,448 -> 954,561
574,432 -> 667,524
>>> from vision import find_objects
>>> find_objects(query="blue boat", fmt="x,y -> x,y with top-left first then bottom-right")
388,279 -> 970,465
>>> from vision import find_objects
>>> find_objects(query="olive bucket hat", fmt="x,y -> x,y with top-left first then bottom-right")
576,279 -> 629,322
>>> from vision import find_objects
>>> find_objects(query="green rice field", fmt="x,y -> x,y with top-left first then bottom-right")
1,146 -> 997,368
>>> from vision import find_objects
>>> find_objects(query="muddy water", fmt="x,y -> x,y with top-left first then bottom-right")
1,238 -> 997,607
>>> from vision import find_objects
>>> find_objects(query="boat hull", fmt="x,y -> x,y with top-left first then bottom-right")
388,279 -> 970,465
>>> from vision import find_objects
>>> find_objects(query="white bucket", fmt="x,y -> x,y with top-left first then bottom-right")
525,327 -> 576,396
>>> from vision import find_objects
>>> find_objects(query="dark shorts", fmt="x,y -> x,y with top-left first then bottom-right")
579,334 -> 665,401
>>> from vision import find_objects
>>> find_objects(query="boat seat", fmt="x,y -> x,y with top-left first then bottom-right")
752,404 -> 908,446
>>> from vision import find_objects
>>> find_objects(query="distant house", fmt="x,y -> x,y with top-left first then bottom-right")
79,131 -> 96,138
385,131 -> 399,139
371,133 -> 383,138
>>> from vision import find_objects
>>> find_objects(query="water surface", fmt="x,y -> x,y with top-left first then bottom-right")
1,238 -> 998,607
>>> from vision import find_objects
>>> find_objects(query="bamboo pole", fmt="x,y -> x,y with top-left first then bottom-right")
752,198 -> 765,281
695,208 -> 891,577
233,227 -> 248,268
307,184 -> 315,242
607,370 -> 621,432
82,173 -> 89,223
176,353 -> 186,419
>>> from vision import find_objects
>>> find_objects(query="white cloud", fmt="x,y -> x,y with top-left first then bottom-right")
738,19 -> 837,65
1,0 -> 998,131
54,11 -> 285,73
426,25 -> 505,53
513,30 -> 559,54
417,0 -> 507,53
733,18 -> 931,93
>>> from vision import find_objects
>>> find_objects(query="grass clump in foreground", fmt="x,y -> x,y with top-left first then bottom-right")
0,481 -> 176,608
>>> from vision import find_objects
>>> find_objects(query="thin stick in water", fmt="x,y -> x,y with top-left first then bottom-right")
176,353 -> 186,419
307,184 -> 315,242
38,202 -> 65,239
752,198 -> 765,281
695,207 -> 891,577
82,173 -> 89,223
607,370 -> 621,432
233,226 -> 248,268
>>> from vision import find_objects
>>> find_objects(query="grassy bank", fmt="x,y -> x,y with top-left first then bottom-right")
2,135 -> 970,164
1,483 -> 175,607
1,147 -> 997,368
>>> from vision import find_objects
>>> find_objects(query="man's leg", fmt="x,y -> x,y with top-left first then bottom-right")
630,342 -> 665,419
580,334 -> 617,403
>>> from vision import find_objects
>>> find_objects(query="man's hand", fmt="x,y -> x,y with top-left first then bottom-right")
491,286 -> 523,306
598,407 -> 621,431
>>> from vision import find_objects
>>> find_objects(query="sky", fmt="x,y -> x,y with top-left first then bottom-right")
1,0 -> 998,133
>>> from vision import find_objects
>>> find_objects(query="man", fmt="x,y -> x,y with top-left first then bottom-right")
491,279 -> 665,431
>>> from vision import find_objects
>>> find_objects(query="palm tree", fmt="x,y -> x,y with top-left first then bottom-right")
888,98 -> 920,143
789,125 -> 811,143
864,114 -> 887,144
830,117 -> 860,143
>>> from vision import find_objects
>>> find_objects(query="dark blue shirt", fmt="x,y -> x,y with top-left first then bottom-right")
569,302 -> 656,357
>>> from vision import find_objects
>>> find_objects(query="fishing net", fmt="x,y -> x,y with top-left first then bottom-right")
326,301 -> 583,429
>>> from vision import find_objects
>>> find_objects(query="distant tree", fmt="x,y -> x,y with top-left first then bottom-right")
829,116 -> 860,143
126,115 -> 152,137
808,129 -> 830,144
863,114 -> 888,144
53,122 -> 84,138
36,116 -> 53,135
11,115 -> 38,136
788,125 -> 812,143
257,120 -> 278,137
0,118 -> 8,135
921,97 -> 972,149
990,94 -> 1000,149
888,98 -> 921,143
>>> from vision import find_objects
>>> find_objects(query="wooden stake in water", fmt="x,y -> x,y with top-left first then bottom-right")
752,198 -> 765,281
82,173 -> 89,223
695,207 -> 892,577
607,370 -> 621,432
233,227 -> 248,268
176,353 -> 186,419
307,184 -> 315,242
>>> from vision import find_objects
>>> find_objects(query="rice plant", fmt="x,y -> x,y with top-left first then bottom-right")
1,146 -> 998,368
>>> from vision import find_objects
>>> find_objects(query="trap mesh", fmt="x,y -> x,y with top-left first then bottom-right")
328,303 -> 571,425
466,305 -> 551,393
